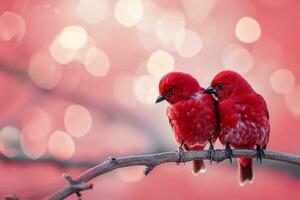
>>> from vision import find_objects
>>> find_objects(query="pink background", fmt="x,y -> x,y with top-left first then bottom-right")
0,0 -> 300,199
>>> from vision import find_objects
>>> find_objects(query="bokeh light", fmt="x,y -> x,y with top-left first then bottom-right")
136,1 -> 162,50
116,166 -> 144,183
64,104 -> 92,138
28,50 -> 62,89
58,26 -> 88,50
175,29 -> 203,58
133,75 -> 158,104
0,11 -> 26,42
147,50 -> 174,78
77,0 -> 111,24
22,106 -> 52,141
84,47 -> 110,77
181,0 -> 217,23
270,69 -> 295,94
156,10 -> 185,46
0,126 -> 20,158
136,1 -> 162,33
113,73 -> 136,108
114,0 -> 143,27
75,36 -> 96,63
222,44 -> 253,74
48,131 -> 75,160
21,136 -> 47,160
49,36 -> 77,64
235,17 -> 261,43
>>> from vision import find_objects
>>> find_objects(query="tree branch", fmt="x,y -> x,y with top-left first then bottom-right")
48,149 -> 300,200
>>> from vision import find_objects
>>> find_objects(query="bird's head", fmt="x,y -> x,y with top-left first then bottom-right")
156,72 -> 201,104
204,70 -> 254,101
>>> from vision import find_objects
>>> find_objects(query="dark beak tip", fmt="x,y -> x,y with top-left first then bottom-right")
204,86 -> 217,95
155,95 -> 167,104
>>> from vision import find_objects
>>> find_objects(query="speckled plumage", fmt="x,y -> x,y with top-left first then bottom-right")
157,72 -> 218,173
210,70 -> 270,185
218,94 -> 269,148
167,92 -> 218,150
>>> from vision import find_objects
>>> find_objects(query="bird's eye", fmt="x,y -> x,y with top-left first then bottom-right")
216,83 -> 224,90
165,87 -> 174,94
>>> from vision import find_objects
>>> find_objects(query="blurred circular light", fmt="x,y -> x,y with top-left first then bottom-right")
48,131 -> 75,160
285,86 -> 300,119
59,26 -> 88,50
222,44 -> 253,74
136,1 -> 162,50
75,37 -> 96,63
77,0 -> 111,24
0,11 -> 26,42
113,73 -> 136,108
116,166 -> 144,183
235,17 -> 261,43
270,69 -> 295,94
84,47 -> 110,77
28,50 -> 62,89
136,1 -> 162,33
133,75 -> 158,104
114,0 -> 143,27
147,50 -> 174,78
22,106 -> 52,141
49,36 -> 77,64
156,11 -> 185,45
181,0 -> 217,23
175,30 -> 203,58
21,136 -> 47,159
64,104 -> 92,138
0,126 -> 20,158
146,86 -> 158,105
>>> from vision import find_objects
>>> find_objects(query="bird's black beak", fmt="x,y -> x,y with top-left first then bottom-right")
204,86 -> 217,96
155,95 -> 167,104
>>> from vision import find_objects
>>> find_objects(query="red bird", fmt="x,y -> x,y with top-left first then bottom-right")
205,70 -> 270,186
156,72 -> 218,174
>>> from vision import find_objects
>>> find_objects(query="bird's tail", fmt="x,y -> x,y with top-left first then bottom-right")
238,158 -> 253,186
192,160 -> 206,175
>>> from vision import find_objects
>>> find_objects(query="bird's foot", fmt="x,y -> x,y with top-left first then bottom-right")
225,143 -> 233,164
208,140 -> 214,164
256,145 -> 265,163
144,165 -> 154,176
176,145 -> 186,165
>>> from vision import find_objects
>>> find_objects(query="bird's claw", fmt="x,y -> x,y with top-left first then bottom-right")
176,146 -> 186,165
144,165 -> 154,176
208,140 -> 214,164
256,145 -> 265,163
225,143 -> 233,164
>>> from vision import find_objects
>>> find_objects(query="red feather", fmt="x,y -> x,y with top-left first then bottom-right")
158,72 -> 218,174
210,70 -> 270,185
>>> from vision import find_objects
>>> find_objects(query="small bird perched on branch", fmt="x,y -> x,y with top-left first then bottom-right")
205,70 -> 270,186
156,72 -> 218,174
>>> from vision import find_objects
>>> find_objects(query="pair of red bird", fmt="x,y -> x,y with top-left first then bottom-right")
155,70 -> 270,186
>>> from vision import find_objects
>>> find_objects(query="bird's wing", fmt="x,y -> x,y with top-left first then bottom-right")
257,94 -> 269,120
166,106 -> 174,129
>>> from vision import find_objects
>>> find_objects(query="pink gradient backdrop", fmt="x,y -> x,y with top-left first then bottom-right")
0,0 -> 299,199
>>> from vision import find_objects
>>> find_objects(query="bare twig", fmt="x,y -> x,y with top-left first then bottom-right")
48,149 -> 300,200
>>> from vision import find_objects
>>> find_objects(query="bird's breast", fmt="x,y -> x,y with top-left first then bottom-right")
167,95 -> 218,148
